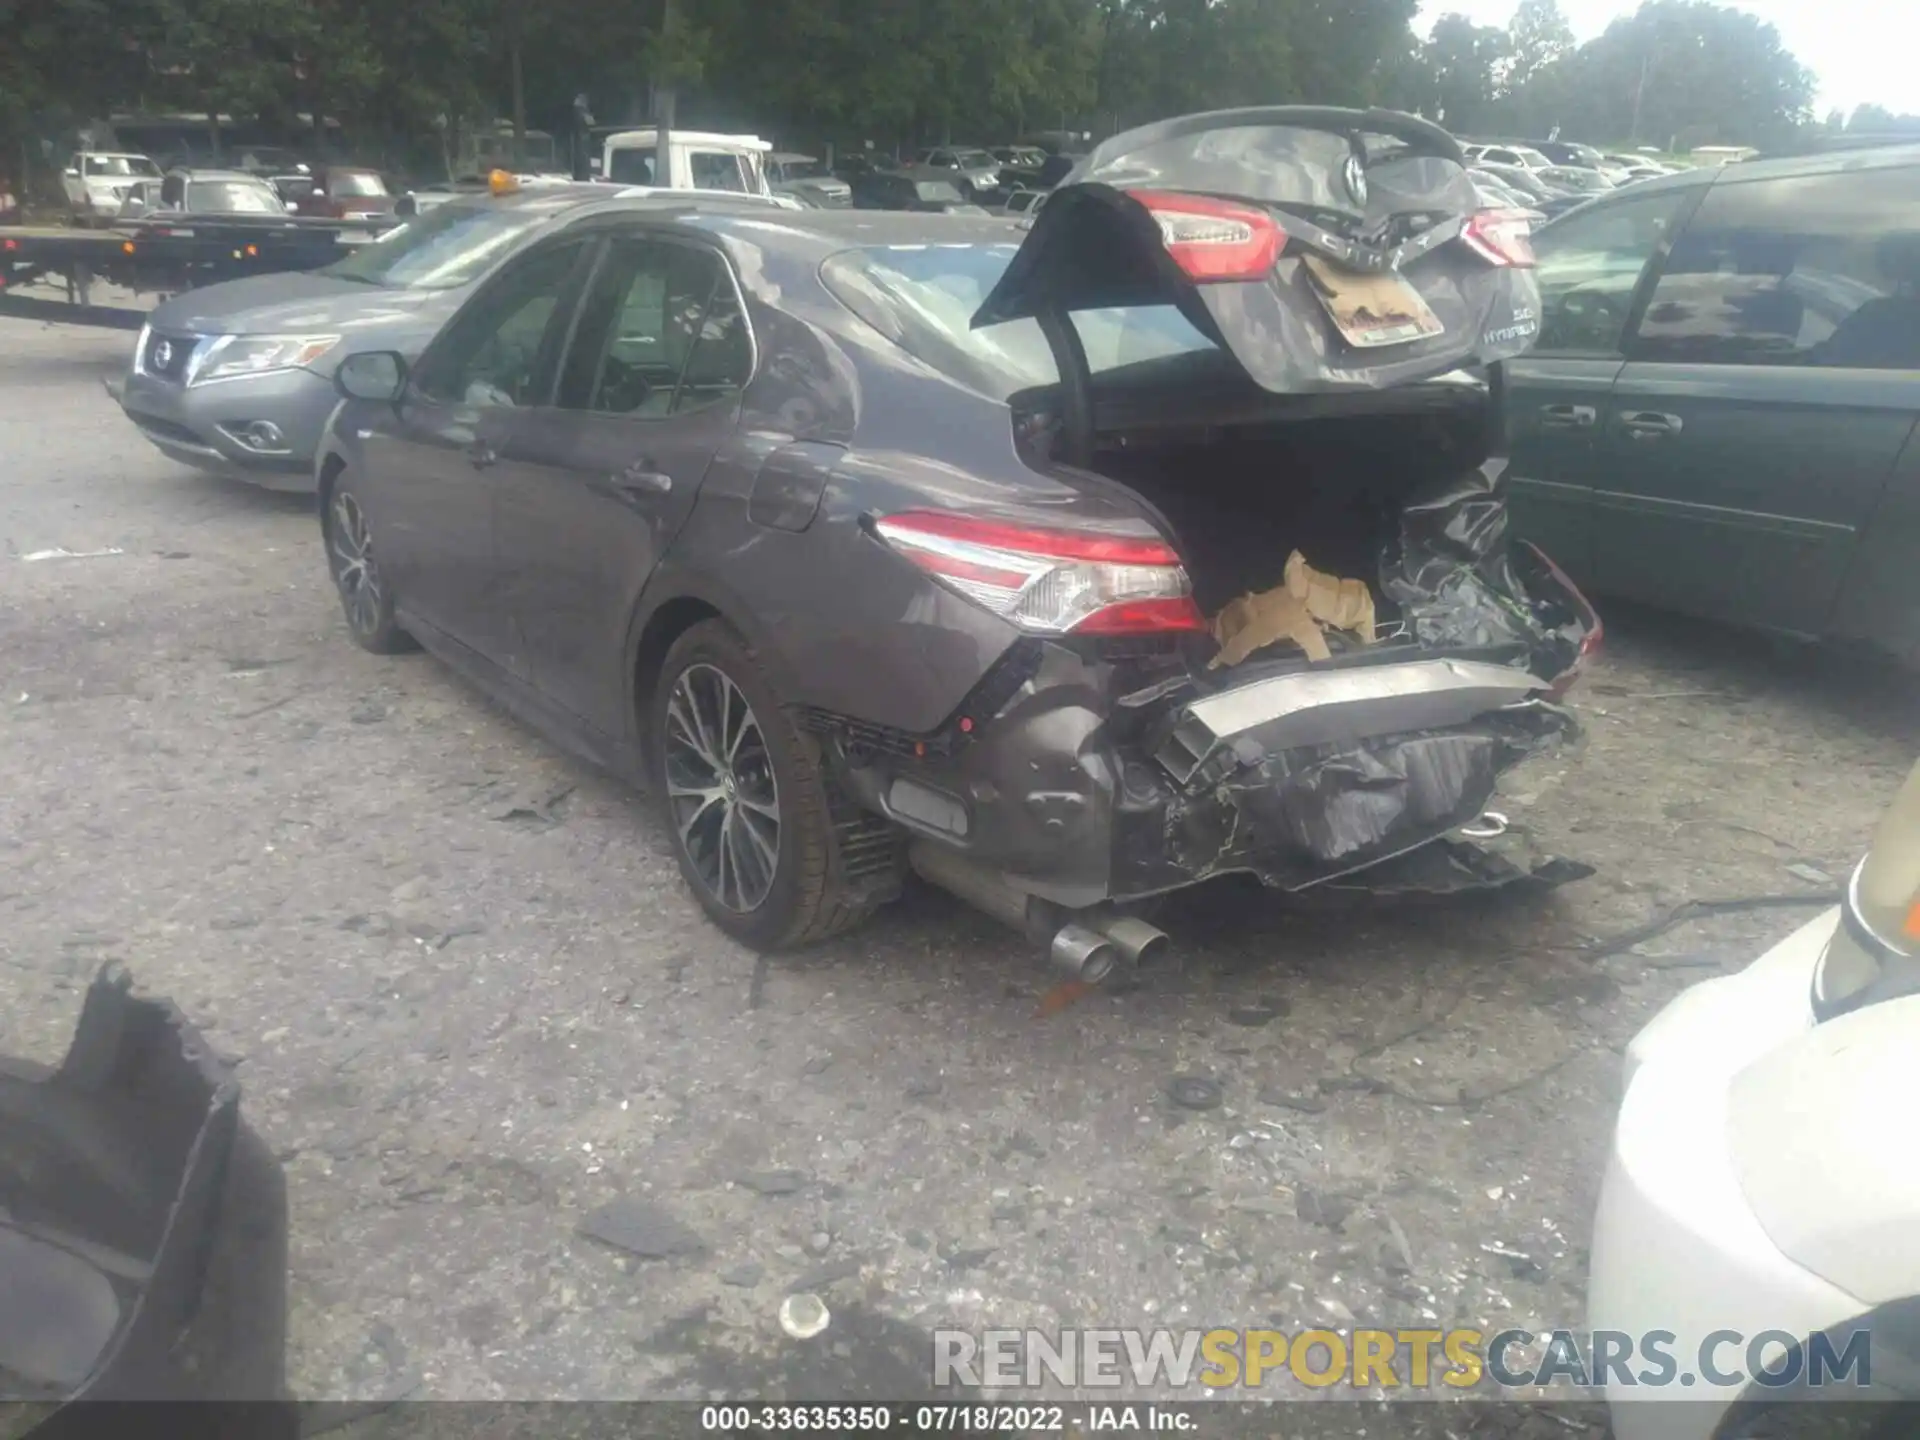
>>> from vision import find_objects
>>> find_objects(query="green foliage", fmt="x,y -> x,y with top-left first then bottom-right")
0,0 -> 1836,176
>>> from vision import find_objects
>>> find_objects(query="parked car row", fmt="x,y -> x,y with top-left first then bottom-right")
61,110 -> 1920,1440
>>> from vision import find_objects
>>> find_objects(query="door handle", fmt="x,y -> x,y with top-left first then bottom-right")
1618,411 -> 1683,438
1538,403 -> 1597,430
614,459 -> 673,496
467,442 -> 497,469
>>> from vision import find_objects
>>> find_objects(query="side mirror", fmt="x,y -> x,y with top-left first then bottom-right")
64,167 -> 80,178
285,201 -> 300,213
121,196 -> 147,215
335,351 -> 408,403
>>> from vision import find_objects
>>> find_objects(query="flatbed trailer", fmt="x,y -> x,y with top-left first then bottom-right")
0,213 -> 398,329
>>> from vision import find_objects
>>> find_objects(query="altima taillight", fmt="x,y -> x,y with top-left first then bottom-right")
1126,189 -> 1286,282
1460,208 -> 1537,267
872,511 -> 1206,636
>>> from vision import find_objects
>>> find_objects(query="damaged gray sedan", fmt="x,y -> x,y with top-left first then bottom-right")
317,105 -> 1600,975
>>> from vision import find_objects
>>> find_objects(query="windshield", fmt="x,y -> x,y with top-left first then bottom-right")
85,155 -> 159,178
1545,167 -> 1611,192
952,150 -> 995,169
188,179 -> 284,213
914,180 -> 965,203
320,200 -> 558,289
1514,148 -> 1553,168
776,157 -> 827,179
330,170 -> 388,197
820,241 -> 1213,401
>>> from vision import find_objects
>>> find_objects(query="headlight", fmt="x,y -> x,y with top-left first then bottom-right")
192,334 -> 341,385
1811,756 -> 1920,1020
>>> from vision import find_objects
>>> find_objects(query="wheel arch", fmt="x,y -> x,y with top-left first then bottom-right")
625,572 -> 809,777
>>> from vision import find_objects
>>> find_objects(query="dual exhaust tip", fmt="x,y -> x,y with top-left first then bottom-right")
907,841 -> 1168,986
1049,916 -> 1168,984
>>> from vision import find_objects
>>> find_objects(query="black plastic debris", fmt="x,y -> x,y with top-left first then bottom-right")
578,1198 -> 705,1260
3,964 -> 291,1436
1167,1075 -> 1225,1111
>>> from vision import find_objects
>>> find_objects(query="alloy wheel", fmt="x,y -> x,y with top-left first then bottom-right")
664,663 -> 781,912
328,492 -> 383,637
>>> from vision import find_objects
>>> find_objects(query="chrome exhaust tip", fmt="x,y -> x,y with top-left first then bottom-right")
1050,924 -> 1117,985
1100,915 -> 1169,966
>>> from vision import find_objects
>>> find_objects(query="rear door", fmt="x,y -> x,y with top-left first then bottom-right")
1504,184 -> 1701,589
358,236 -> 593,659
1588,163 -> 1920,632
492,230 -> 754,734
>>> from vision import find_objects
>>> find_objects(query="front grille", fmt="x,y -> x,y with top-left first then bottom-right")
143,332 -> 197,383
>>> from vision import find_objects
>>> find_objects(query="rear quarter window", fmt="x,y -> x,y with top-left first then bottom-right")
820,242 -> 1213,400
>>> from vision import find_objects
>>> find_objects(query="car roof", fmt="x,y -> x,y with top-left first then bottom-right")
167,168 -> 264,181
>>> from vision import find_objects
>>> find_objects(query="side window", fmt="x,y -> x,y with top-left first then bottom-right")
415,240 -> 588,407
1628,169 -> 1920,369
607,149 -> 655,186
1533,190 -> 1693,355
557,237 -> 752,418
688,152 -> 747,193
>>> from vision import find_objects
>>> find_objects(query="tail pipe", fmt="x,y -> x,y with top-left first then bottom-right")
907,843 -> 1165,984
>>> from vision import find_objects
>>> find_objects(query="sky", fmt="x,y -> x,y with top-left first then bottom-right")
1417,0 -> 1915,115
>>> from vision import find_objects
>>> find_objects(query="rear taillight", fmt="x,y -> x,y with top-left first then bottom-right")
1126,189 -> 1285,282
1461,208 -> 1537,268
872,510 -> 1206,637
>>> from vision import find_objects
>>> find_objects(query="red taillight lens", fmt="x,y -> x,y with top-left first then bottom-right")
872,510 -> 1206,637
1461,208 -> 1537,268
1126,189 -> 1285,283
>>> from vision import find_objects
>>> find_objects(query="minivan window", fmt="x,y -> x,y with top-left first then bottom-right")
1535,190 -> 1694,354
1630,168 -> 1920,369
820,241 -> 1213,400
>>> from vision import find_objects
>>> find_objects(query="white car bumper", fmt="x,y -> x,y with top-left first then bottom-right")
1587,909 -> 1876,1440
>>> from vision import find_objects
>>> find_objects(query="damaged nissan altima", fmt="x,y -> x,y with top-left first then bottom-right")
317,105 -> 1600,972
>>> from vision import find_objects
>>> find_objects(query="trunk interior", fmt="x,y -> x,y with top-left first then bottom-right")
1085,405 -> 1491,622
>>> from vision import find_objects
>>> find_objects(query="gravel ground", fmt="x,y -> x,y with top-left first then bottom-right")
3,318 -> 1913,1427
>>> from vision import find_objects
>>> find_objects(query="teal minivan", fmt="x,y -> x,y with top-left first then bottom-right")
1506,145 -> 1920,656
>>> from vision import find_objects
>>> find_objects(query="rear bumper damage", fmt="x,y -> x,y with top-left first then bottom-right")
817,461 -> 1597,914
825,645 -> 1579,911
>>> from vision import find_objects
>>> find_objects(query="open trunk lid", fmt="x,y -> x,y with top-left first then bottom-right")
971,106 -> 1542,397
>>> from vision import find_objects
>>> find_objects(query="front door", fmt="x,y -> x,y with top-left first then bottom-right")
1505,185 -> 1701,591
360,236 -> 592,659
493,231 -> 754,735
1589,165 -> 1920,633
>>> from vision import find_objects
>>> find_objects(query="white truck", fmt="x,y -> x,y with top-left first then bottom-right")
595,129 -> 793,201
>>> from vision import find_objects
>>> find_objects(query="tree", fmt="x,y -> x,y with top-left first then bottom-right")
1505,0 -> 1573,92
1417,13 -> 1510,133
1500,1 -> 1815,146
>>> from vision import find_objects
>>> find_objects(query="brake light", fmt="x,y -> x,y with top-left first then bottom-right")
1461,208 -> 1536,267
872,510 -> 1205,636
1126,189 -> 1285,282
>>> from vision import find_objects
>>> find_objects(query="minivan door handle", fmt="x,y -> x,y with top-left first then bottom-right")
1618,410 -> 1683,439
613,459 -> 673,497
1538,403 -> 1597,430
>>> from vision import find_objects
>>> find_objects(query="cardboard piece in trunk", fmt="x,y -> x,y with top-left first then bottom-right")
1209,550 -> 1378,668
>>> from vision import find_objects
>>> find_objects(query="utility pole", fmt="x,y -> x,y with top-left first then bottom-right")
654,0 -> 676,188
1628,48 -> 1653,145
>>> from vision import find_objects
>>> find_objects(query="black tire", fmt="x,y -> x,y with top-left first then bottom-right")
652,619 -> 880,950
322,472 -> 416,655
